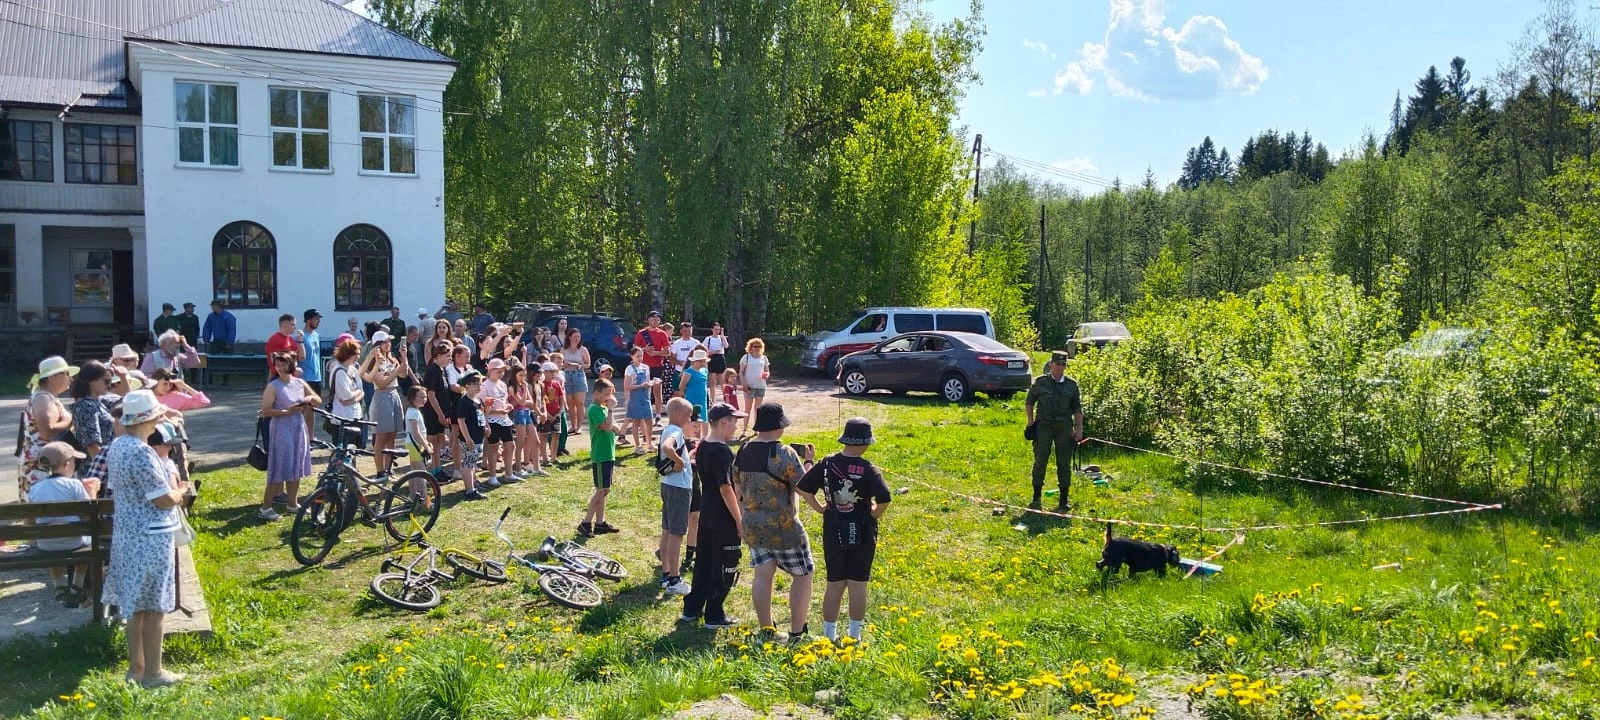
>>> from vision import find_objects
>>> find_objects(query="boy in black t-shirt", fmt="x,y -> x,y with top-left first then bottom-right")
680,402 -> 746,629
798,417 -> 892,643
454,371 -> 487,501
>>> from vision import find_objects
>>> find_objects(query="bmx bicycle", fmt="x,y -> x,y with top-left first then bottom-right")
289,409 -> 443,566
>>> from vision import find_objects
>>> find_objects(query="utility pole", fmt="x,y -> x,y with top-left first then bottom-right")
968,134 -> 983,254
1038,203 -> 1047,342
1083,227 -> 1091,324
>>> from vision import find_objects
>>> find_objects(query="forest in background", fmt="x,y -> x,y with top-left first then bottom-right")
376,0 -> 1600,512
372,0 -> 993,337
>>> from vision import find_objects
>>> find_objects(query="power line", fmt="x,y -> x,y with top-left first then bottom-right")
983,147 -> 1120,189
992,151 -> 1118,189
0,0 -> 466,117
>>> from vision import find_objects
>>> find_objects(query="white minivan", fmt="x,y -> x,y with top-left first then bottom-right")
800,307 -> 996,375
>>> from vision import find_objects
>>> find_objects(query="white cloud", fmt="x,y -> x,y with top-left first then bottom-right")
1022,38 -> 1057,60
1050,157 -> 1099,174
1053,62 -> 1094,95
1055,0 -> 1267,101
1027,88 -> 1049,98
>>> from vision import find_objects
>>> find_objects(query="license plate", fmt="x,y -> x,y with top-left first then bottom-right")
1007,360 -> 1024,369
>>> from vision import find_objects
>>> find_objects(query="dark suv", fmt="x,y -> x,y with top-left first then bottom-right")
504,302 -> 576,327
532,313 -> 635,376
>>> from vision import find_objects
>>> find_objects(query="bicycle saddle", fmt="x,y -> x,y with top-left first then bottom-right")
538,537 -> 557,560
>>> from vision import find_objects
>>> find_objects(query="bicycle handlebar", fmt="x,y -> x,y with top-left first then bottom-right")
312,407 -> 377,427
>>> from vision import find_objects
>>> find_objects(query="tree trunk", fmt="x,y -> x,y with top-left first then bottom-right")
647,249 -> 666,314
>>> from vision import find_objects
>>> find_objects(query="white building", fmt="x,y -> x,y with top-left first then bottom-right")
0,0 -> 455,362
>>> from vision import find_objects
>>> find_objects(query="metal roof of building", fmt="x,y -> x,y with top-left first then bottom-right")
0,0 -> 453,112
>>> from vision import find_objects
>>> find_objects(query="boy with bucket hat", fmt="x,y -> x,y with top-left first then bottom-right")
735,402 -> 816,640
798,417 -> 892,643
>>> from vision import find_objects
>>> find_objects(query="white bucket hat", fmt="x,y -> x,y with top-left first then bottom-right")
689,350 -> 710,363
120,389 -> 168,426
110,343 -> 139,361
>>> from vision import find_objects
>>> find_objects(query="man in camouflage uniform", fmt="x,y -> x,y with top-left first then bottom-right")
1025,351 -> 1083,511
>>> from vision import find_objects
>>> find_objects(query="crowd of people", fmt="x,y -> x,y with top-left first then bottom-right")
17,352 -> 201,688
9,295 -> 914,687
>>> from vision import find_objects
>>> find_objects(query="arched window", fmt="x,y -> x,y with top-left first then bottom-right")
212,221 -> 276,308
333,224 -> 392,311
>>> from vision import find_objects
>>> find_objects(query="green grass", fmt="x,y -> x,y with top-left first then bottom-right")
4,394 -> 1598,719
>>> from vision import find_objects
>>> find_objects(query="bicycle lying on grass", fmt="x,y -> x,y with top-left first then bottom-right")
369,526 -> 505,611
290,409 -> 443,566
458,508 -> 631,609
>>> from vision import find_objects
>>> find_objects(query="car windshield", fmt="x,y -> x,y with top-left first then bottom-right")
1079,322 -> 1130,339
1405,328 -> 1480,353
955,334 -> 1015,352
826,311 -> 865,333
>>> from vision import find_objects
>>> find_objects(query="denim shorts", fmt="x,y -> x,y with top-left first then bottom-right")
563,369 -> 588,395
511,408 -> 535,426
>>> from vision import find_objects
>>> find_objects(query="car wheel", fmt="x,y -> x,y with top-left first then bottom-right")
822,354 -> 840,378
941,373 -> 972,402
842,369 -> 869,396
591,354 -> 613,376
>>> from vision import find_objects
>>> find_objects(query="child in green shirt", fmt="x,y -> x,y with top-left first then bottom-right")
580,378 -> 621,537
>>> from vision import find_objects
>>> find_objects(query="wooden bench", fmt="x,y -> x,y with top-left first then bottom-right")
0,499 -> 114,623
199,353 -> 265,387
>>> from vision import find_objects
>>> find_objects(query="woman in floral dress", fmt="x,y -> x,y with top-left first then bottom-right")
101,389 -> 188,688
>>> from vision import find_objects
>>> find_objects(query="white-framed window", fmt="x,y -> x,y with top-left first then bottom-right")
175,81 -> 238,166
269,88 -> 330,170
358,94 -> 416,175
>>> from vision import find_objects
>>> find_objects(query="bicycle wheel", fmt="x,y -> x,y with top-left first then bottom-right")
562,546 -> 627,582
444,550 -> 509,584
538,570 -> 603,610
382,471 -> 443,543
290,487 -> 345,566
370,573 -> 442,611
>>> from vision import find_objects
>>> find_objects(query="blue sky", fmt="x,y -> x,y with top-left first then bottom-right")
921,0 -> 1547,193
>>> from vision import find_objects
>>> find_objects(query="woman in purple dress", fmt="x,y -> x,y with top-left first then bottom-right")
258,351 -> 319,521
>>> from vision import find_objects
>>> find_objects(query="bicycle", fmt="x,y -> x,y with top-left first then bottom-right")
289,409 -> 443,566
369,516 -> 507,611
460,508 -> 629,609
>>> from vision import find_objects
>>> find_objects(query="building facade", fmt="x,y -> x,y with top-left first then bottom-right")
0,0 -> 455,363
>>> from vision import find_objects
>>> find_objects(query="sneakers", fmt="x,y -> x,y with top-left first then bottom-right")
678,614 -> 701,624
594,521 -> 620,535
257,507 -> 282,521
530,468 -> 550,477
482,476 -> 502,489
788,624 -> 810,642
661,577 -> 692,596
704,617 -> 741,630
462,490 -> 488,501
758,626 -> 790,642
1055,500 -> 1072,512
499,474 -> 523,485
1027,500 -> 1042,510
577,522 -> 595,537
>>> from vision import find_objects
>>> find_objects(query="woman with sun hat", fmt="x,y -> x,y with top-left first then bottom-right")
101,389 -> 189,687
20,356 -> 77,502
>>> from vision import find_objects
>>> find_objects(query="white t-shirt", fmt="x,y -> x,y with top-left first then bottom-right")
669,338 -> 700,366
28,474 -> 91,551
481,378 -> 513,425
658,424 -> 693,489
404,406 -> 424,445
741,354 -> 769,389
705,335 -> 729,354
330,361 -> 363,420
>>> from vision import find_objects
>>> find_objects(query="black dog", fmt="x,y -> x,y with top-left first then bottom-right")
1096,523 -> 1181,578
